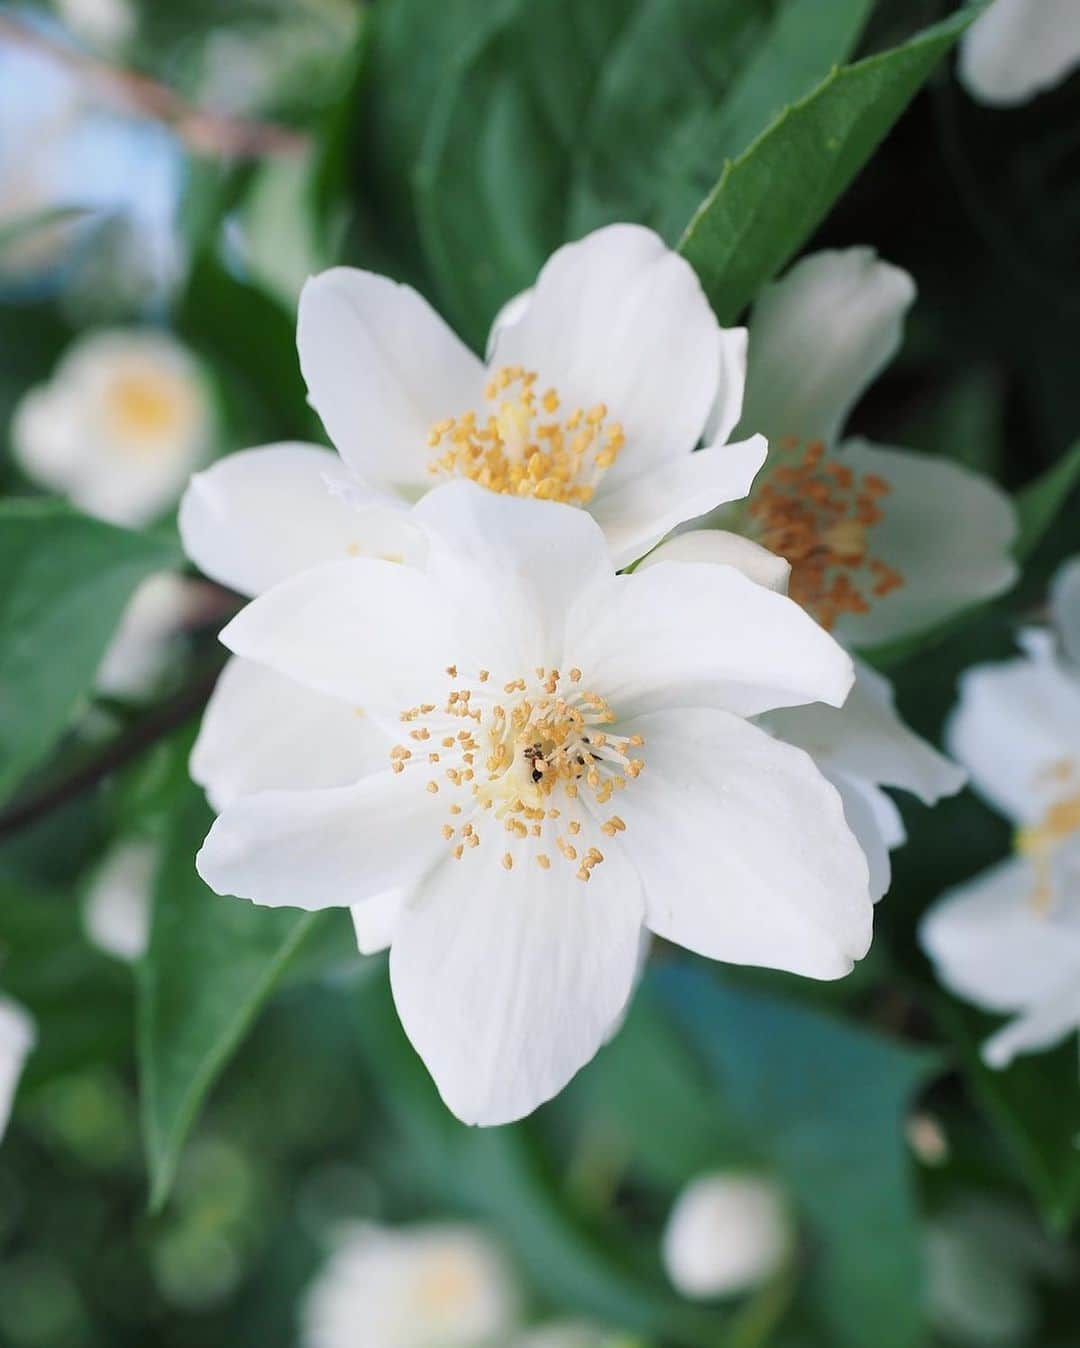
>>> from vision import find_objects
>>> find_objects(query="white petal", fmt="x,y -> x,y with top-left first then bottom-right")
568,561 -> 853,720
82,837 -> 154,962
196,771 -> 446,911
704,327 -> 749,447
764,659 -> 965,804
485,286 -> 533,360
920,856 -> 1080,1012
588,435 -> 767,570
641,529 -> 791,594
959,0 -> 1080,106
191,656 -> 392,811
350,891 -> 405,956
179,443 -> 419,598
831,440 -> 1018,649
741,249 -> 914,446
297,268 -> 486,491
492,224 -> 721,481
825,769 -> 895,903
10,383 -> 83,488
617,708 -> 872,980
95,571 -> 192,699
1050,555 -> 1080,668
947,653 -> 1080,825
662,1173 -> 790,1300
220,558 -> 456,714
389,840 -> 644,1125
983,982 -> 1080,1069
0,998 -> 35,1142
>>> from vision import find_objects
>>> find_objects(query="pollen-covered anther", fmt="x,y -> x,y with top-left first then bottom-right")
427,366 -> 626,505
748,438 -> 903,631
1015,789 -> 1080,912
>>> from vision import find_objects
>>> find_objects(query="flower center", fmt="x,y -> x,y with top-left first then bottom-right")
747,439 -> 903,631
1015,778 -> 1080,912
105,369 -> 192,449
427,365 -> 626,505
390,664 -> 643,881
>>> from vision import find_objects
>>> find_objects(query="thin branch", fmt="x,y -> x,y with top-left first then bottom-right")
0,14 -> 309,159
0,663 -> 222,840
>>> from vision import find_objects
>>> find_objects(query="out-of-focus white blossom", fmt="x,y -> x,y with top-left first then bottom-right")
54,0 -> 136,52
95,572 -> 197,699
661,1172 -> 791,1300
300,1222 -> 520,1348
82,837 -> 155,962
0,998 -> 36,1144
13,329 -> 215,527
959,0 -> 1080,106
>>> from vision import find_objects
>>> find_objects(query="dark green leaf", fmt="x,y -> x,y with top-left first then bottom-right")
0,500 -> 180,805
679,6 -> 978,323
137,779 -> 319,1210
1013,440 -> 1080,563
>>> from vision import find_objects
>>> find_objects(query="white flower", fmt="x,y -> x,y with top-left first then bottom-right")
645,531 -> 965,902
300,1222 -> 519,1348
12,329 -> 215,527
182,223 -> 765,577
958,0 -> 1080,107
95,572 -> 196,699
921,562 -> 1080,1067
196,483 -> 872,1124
689,249 -> 1017,648
54,0 -> 137,51
0,997 -> 36,1144
661,1172 -> 791,1300
82,837 -> 154,962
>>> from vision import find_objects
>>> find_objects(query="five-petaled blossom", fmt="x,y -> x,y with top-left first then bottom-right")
640,248 -> 1017,648
196,484 -> 872,1124
921,556 -> 1080,1068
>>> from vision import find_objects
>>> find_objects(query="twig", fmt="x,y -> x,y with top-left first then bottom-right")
0,662 -> 223,840
0,14 -> 309,159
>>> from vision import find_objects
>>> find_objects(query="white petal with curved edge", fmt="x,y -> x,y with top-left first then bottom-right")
350,891 -> 406,955
492,224 -> 720,483
920,856 -> 1080,1012
197,771 -> 446,910
389,840 -> 644,1125
959,0 -> 1080,106
588,435 -> 767,570
298,268 -> 487,490
485,286 -> 533,359
704,327 -> 749,447
0,998 -> 35,1142
826,768 -> 894,903
1050,555 -> 1080,667
740,248 -> 914,446
220,558 -> 457,714
831,440 -> 1018,649
642,529 -> 791,593
180,443 -> 417,598
617,708 -> 872,979
983,981 -> 1080,1069
191,656 -> 392,811
765,659 -> 966,804
662,1173 -> 790,1300
568,561 -> 853,719
947,654 -> 1080,825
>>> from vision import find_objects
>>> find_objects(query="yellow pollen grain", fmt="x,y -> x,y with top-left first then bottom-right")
537,853 -> 551,869
427,781 -> 439,794
502,852 -> 514,871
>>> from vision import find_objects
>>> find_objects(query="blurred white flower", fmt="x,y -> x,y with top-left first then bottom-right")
921,558 -> 1080,1067
684,249 -> 1017,648
82,837 -> 155,962
95,572 -> 196,699
645,530 -> 965,902
184,223 -> 764,575
514,1325 -> 638,1348
300,1222 -> 520,1348
959,0 -> 1080,107
13,329 -> 215,527
0,997 -> 36,1144
661,1172 -> 791,1300
54,0 -> 136,52
195,483 -> 871,1125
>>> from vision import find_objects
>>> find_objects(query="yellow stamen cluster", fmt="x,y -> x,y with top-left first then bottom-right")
427,366 -> 626,505
1015,772 -> 1080,911
390,664 -> 644,881
748,438 -> 903,631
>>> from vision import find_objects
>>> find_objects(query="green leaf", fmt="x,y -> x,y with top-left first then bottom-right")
678,5 -> 978,323
653,966 -> 936,1348
0,500 -> 180,806
137,779 -> 319,1210
1013,440 -> 1080,563
405,0 -> 875,344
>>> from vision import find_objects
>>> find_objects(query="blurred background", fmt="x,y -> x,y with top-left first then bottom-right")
0,1 -> 1078,1345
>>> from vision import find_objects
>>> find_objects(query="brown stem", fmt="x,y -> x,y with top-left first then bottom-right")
0,14 -> 309,159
